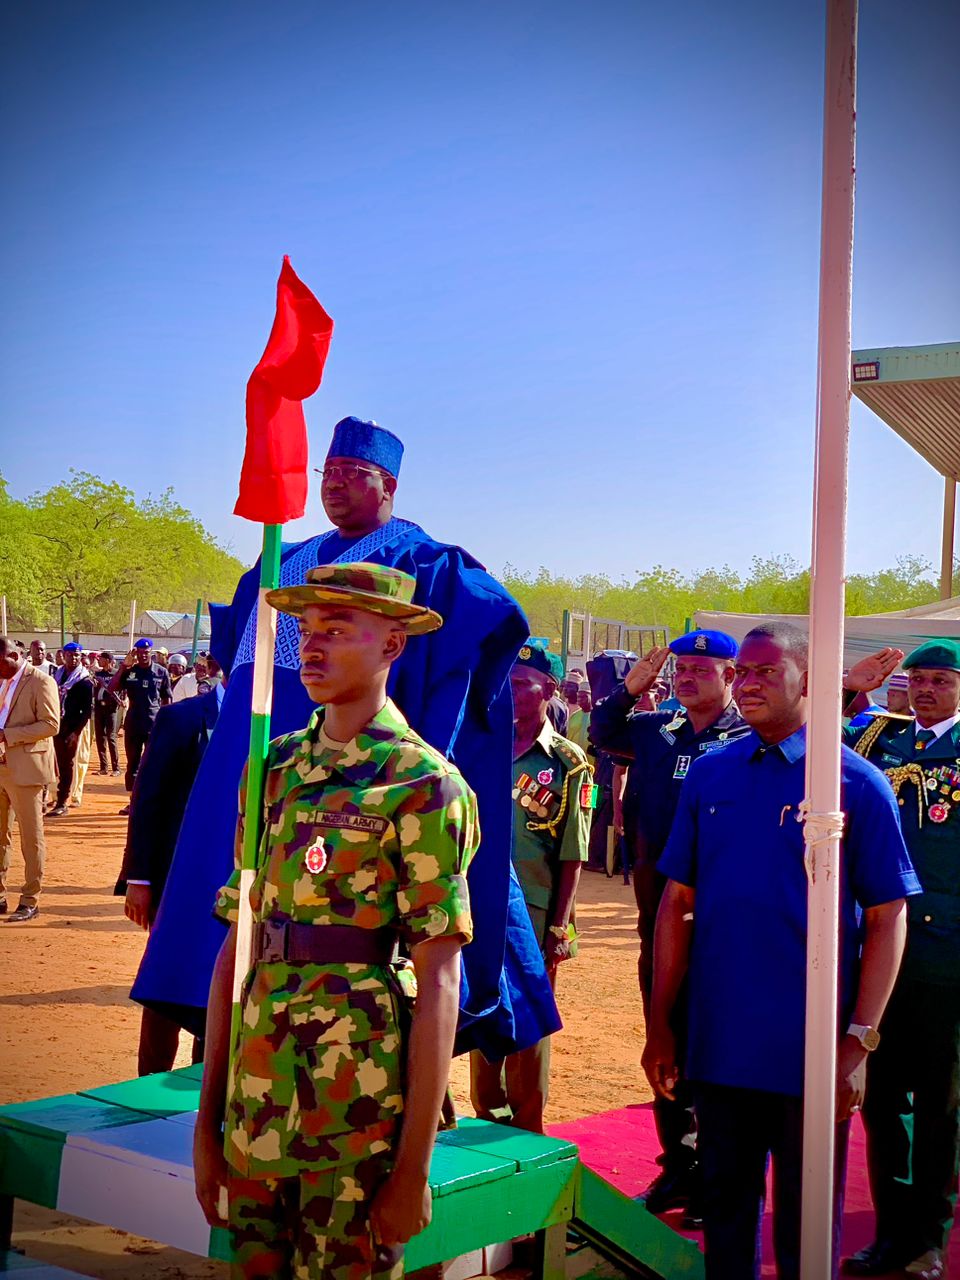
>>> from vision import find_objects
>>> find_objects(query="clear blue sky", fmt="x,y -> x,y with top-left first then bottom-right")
2,1 -> 958,583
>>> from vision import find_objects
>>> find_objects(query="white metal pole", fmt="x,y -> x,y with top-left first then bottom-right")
128,599 -> 137,651
1,595 -> 7,634
801,2 -> 858,1277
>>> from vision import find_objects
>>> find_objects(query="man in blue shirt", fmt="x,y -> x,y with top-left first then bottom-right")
590,629 -> 751,1218
643,622 -> 920,1280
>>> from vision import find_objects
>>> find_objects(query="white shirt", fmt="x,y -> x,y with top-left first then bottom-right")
0,662 -> 27,731
917,712 -> 960,742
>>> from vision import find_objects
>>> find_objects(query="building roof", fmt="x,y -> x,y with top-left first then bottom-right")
852,342 -> 960,481
137,610 -> 212,638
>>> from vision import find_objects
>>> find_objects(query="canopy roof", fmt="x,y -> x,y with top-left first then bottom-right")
852,342 -> 960,481
694,599 -> 960,671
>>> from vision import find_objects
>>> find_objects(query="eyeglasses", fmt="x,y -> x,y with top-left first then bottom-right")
314,463 -> 383,482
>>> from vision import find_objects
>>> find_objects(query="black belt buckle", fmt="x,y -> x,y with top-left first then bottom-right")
257,920 -> 289,964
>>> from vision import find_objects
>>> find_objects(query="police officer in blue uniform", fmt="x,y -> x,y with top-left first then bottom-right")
590,629 -> 750,1219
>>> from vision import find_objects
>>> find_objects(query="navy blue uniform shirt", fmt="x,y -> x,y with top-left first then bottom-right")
658,727 -> 921,1097
590,685 -> 750,864
120,661 -> 172,731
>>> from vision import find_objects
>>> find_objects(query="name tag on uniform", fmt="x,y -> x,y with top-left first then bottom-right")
700,740 -> 726,754
673,755 -> 692,779
659,725 -> 676,745
309,811 -> 389,836
881,754 -> 900,765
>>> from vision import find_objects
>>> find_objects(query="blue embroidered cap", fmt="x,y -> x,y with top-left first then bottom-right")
133,637 -> 153,650
62,641 -> 82,653
326,417 -> 404,478
670,629 -> 738,660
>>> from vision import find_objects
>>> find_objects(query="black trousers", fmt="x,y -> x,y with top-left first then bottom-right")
862,975 -> 960,1255
695,1082 -> 849,1280
137,1004 -> 204,1077
53,734 -> 79,808
94,704 -> 120,771
123,722 -> 150,792
635,858 -> 697,1173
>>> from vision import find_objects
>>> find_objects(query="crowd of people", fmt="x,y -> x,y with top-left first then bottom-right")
1,415 -> 957,1280
0,638 -> 223,921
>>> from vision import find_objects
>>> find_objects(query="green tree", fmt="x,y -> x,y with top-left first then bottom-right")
0,471 -> 246,633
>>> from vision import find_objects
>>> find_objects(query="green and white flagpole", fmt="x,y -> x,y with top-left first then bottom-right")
223,255 -> 334,1182
229,523 -> 282,1039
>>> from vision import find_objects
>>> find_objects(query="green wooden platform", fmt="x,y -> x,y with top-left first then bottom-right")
0,1067 -> 702,1278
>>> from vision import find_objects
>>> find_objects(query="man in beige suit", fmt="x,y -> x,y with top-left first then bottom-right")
0,637 -> 60,923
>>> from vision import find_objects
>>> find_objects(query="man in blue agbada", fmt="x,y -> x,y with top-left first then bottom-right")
133,417 -> 560,1059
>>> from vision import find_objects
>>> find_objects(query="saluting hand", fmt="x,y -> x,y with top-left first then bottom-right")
123,650 -> 136,670
844,647 -> 905,693
624,646 -> 671,697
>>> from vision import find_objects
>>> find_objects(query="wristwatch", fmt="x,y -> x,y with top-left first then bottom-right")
846,1023 -> 881,1051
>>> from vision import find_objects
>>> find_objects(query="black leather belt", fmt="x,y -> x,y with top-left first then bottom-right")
253,919 -> 399,966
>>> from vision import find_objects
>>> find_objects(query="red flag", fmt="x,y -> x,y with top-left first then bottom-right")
234,256 -> 334,524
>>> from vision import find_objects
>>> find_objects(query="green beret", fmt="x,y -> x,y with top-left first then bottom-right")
902,639 -> 960,673
514,639 -> 564,683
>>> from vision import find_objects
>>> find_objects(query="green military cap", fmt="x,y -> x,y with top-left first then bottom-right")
902,639 -> 960,672
514,639 -> 565,682
265,562 -> 443,636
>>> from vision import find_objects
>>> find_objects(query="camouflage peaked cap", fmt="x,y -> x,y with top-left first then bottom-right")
265,562 -> 443,636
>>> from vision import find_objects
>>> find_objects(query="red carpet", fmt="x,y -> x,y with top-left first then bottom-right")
549,1104 -> 959,1277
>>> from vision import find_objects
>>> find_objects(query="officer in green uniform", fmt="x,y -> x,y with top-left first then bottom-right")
469,639 -> 593,1133
842,640 -> 960,1280
193,563 -> 480,1280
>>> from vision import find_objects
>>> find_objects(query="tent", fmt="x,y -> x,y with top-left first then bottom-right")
695,595 -> 960,671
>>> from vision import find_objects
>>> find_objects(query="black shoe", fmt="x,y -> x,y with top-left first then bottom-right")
842,1239 -> 910,1276
118,804 -> 131,815
0,898 -> 7,915
638,1166 -> 697,1215
680,1200 -> 704,1230
2,904 -> 39,923
46,805 -> 68,817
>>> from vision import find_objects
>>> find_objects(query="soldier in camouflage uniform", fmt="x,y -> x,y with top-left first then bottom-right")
194,563 -> 479,1280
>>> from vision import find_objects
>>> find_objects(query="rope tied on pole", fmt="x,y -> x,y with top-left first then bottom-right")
798,800 -> 846,881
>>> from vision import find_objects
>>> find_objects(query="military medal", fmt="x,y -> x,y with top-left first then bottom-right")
304,837 -> 327,874
537,768 -> 554,785
929,803 -> 950,824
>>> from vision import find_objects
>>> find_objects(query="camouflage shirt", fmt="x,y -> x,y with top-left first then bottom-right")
215,698 -> 478,1179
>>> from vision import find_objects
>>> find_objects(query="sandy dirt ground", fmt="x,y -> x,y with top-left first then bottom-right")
2,766 -> 650,1277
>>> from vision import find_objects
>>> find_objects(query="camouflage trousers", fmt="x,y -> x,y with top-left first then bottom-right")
227,1155 -> 404,1279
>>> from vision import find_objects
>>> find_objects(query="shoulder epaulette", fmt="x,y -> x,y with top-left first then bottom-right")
551,733 -> 590,770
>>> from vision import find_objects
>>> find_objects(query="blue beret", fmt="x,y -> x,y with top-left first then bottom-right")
133,637 -> 153,650
62,641 -> 82,653
514,639 -> 565,683
327,417 -> 404,479
670,629 -> 738,660
902,639 -> 960,672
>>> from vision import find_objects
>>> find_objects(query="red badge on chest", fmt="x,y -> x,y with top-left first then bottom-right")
305,838 -> 328,874
929,803 -> 950,825
537,769 -> 554,785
